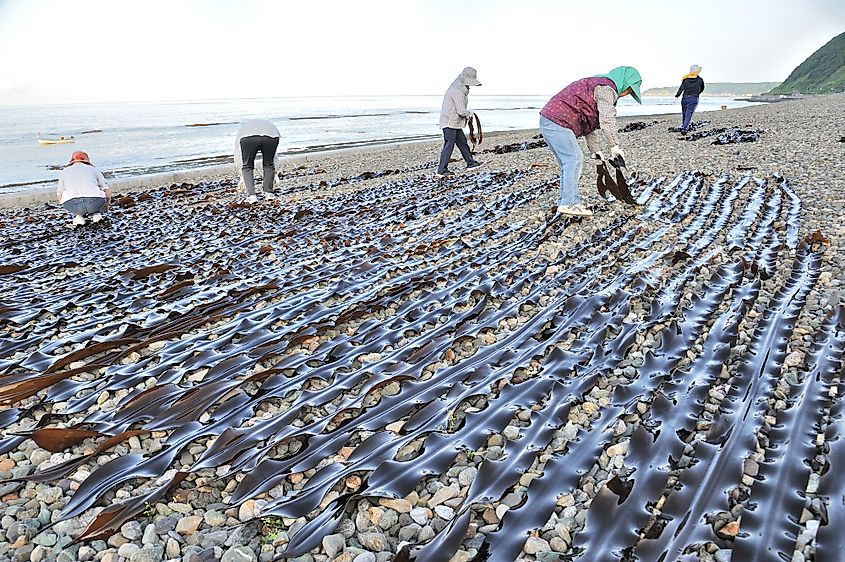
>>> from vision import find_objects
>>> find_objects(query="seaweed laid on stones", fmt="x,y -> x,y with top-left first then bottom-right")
668,120 -> 710,133
679,126 -> 762,144
619,120 -> 659,133
484,138 -> 547,154
712,129 -> 762,145
112,195 -> 136,208
0,155 -> 841,562
680,127 -> 727,141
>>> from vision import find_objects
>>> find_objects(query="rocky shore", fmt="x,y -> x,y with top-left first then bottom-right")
0,94 -> 843,562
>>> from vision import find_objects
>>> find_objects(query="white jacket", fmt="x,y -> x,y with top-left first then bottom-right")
439,75 -> 474,129
57,163 -> 109,204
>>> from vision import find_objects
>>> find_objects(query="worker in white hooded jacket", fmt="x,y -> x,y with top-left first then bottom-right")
436,67 -> 485,178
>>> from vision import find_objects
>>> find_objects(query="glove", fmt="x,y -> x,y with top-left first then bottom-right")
610,146 -> 625,160
592,151 -> 604,162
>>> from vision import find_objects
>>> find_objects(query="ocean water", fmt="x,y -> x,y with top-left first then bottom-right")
0,95 -> 758,193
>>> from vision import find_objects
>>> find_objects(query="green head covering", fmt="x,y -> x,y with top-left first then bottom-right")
597,66 -> 642,104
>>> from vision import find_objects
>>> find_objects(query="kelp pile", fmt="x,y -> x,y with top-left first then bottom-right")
669,121 -> 710,133
619,121 -> 658,133
712,129 -> 762,145
680,127 -> 763,144
0,165 -> 842,562
484,139 -> 547,155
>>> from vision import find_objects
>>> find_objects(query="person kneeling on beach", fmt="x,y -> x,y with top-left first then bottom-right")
436,67 -> 485,178
540,66 -> 642,217
235,119 -> 280,203
57,150 -> 111,226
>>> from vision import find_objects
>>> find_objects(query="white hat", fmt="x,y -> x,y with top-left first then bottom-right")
690,64 -> 702,74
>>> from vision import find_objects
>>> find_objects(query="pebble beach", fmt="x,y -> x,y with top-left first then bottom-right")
0,94 -> 844,562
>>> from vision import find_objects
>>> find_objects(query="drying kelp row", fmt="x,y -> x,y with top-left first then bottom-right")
0,162 -> 842,562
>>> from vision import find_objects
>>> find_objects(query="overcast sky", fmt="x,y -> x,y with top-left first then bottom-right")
0,0 -> 842,104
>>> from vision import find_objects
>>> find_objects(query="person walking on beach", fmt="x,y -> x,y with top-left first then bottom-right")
539,66 -> 642,217
57,151 -> 111,226
235,119 -> 280,203
436,67 -> 485,178
675,65 -> 705,134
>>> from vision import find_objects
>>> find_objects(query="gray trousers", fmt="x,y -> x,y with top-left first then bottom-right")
63,197 -> 106,216
437,127 -> 478,173
240,135 -> 280,195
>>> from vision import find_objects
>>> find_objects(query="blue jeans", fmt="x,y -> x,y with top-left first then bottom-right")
437,128 -> 477,173
681,96 -> 699,131
63,197 -> 106,216
540,116 -> 583,206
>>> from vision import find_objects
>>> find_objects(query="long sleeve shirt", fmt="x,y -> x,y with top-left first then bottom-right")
439,79 -> 471,129
585,85 -> 620,155
676,76 -> 705,98
57,163 -> 110,204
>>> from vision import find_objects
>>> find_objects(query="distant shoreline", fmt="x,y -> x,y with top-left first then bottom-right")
642,93 -> 767,98
642,81 -> 781,98
0,99 -> 762,207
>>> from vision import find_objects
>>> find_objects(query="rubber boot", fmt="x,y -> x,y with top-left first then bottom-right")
242,168 -> 255,196
262,166 -> 275,194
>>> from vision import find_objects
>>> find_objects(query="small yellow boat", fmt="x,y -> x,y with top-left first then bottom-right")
37,133 -> 75,145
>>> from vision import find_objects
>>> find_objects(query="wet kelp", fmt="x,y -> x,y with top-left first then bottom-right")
619,121 -> 658,133
680,127 -> 762,144
485,138 -> 547,155
669,120 -> 710,133
468,113 -> 483,152
596,156 -> 637,204
0,163 -> 841,562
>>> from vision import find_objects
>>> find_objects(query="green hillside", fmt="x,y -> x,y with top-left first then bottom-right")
769,31 -> 845,94
643,82 -> 779,97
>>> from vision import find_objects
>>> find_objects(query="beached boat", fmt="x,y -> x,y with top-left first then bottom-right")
36,134 -> 75,145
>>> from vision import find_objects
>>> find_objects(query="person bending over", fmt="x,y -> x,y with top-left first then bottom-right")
235,119 -> 280,203
539,66 -> 642,217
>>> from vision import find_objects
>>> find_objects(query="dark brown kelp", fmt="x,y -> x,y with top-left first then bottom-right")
0,164 -> 837,562
468,113 -> 483,152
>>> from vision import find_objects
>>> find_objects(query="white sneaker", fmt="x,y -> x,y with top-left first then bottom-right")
263,193 -> 276,201
557,204 -> 594,217
247,195 -> 258,204
72,215 -> 86,226
91,213 -> 103,223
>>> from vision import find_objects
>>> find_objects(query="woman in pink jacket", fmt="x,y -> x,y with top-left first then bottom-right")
539,66 -> 642,217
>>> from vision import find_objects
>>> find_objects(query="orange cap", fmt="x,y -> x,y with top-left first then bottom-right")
68,150 -> 91,165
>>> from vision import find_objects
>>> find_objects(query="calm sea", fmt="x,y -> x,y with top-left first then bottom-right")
0,95 -> 758,193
